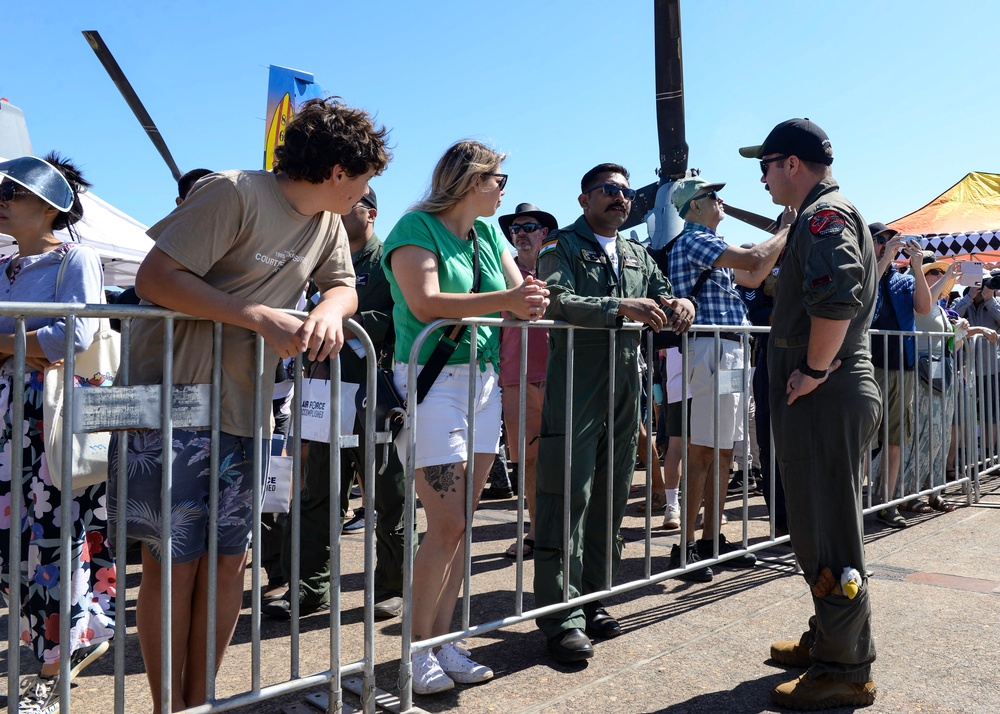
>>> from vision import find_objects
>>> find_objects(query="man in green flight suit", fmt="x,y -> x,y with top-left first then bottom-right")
740,119 -> 881,709
533,163 -> 695,662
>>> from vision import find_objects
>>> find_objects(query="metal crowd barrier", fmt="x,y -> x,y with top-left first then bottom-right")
866,328 -> 990,514
3,302 -> 996,714
395,317 -> 994,711
1,302 -> 381,714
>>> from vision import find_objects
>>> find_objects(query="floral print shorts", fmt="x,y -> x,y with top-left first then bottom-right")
108,429 -> 263,564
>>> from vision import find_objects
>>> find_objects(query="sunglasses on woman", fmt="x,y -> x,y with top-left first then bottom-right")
483,172 -> 508,191
0,183 -> 33,203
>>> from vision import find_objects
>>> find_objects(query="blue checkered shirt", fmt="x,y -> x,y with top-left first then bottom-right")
667,222 -> 749,327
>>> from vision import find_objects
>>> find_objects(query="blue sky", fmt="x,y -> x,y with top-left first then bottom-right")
5,0 -> 1000,248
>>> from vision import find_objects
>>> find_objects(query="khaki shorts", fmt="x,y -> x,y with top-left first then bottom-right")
688,336 -> 745,449
501,381 -> 544,462
874,367 -> 914,446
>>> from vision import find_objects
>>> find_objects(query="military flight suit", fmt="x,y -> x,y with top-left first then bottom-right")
281,234 -> 408,606
533,215 -> 677,638
768,177 -> 882,682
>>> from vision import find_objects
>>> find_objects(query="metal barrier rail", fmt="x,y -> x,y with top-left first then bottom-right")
1,302 -> 381,714
3,302 -> 994,713
866,327 -> 988,514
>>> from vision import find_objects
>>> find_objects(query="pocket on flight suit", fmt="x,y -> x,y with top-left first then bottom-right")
535,433 -> 566,495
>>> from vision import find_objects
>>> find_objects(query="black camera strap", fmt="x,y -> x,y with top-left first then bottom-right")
414,228 -> 482,404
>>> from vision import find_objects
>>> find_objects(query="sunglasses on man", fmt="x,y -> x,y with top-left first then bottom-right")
585,183 -> 637,201
0,182 -> 33,203
692,191 -> 720,202
509,223 -> 544,235
760,155 -> 787,177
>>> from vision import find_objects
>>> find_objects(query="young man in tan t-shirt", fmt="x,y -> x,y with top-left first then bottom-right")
109,98 -> 391,713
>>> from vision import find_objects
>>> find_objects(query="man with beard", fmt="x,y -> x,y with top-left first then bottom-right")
740,118 -> 880,709
533,163 -> 695,662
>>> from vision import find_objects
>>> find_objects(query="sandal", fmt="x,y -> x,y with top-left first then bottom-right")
899,499 -> 933,514
875,507 -> 907,529
505,538 -> 534,559
928,495 -> 958,513
636,492 -> 666,514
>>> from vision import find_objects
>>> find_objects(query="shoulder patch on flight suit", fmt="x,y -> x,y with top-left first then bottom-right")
580,249 -> 606,263
623,254 -> 642,269
538,237 -> 559,259
809,209 -> 846,240
355,273 -> 369,286
810,274 -> 833,288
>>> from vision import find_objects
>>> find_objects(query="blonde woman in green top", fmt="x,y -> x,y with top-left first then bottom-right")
383,140 -> 549,694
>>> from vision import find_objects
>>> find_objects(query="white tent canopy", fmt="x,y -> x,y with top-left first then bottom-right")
0,187 -> 153,286
1,103 -> 155,285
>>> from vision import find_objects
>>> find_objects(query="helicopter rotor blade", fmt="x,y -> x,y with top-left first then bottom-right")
725,204 -> 778,234
654,0 -> 687,182
82,30 -> 182,182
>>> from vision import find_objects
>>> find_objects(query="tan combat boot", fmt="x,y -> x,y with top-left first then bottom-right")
769,639 -> 811,668
771,672 -> 877,710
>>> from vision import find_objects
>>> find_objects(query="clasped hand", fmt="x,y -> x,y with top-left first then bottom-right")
509,275 -> 550,321
619,296 -> 695,333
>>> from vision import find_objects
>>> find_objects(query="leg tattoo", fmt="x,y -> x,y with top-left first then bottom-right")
424,463 -> 460,498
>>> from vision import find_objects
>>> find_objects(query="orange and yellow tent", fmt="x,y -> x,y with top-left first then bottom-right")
888,172 -> 1000,264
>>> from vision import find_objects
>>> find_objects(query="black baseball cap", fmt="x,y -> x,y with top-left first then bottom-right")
868,222 -> 898,238
739,118 -> 834,165
359,186 -> 377,210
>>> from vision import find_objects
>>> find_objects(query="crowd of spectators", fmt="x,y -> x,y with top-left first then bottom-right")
4,106 -> 996,714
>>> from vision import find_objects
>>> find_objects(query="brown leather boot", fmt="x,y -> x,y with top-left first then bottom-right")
770,640 -> 812,668
771,672 -> 877,710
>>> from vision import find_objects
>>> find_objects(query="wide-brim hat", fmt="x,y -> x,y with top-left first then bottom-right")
498,202 -> 558,239
922,260 -> 955,295
0,155 -> 73,211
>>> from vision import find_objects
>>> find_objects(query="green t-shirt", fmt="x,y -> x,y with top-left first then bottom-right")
382,211 -> 507,369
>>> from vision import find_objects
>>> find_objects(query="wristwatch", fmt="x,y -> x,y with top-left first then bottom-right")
798,358 -> 828,379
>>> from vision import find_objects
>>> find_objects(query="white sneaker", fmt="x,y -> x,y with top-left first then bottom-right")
663,504 -> 681,530
436,640 -> 494,684
412,649 -> 455,695
19,674 -> 60,714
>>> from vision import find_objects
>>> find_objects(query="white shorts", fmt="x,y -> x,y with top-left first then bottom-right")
664,346 -> 691,404
688,337 -> 745,449
393,362 -> 502,469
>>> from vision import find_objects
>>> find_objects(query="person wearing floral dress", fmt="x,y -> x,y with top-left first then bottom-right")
0,153 -> 115,713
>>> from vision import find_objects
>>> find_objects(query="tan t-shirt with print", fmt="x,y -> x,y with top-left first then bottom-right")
127,170 -> 355,437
